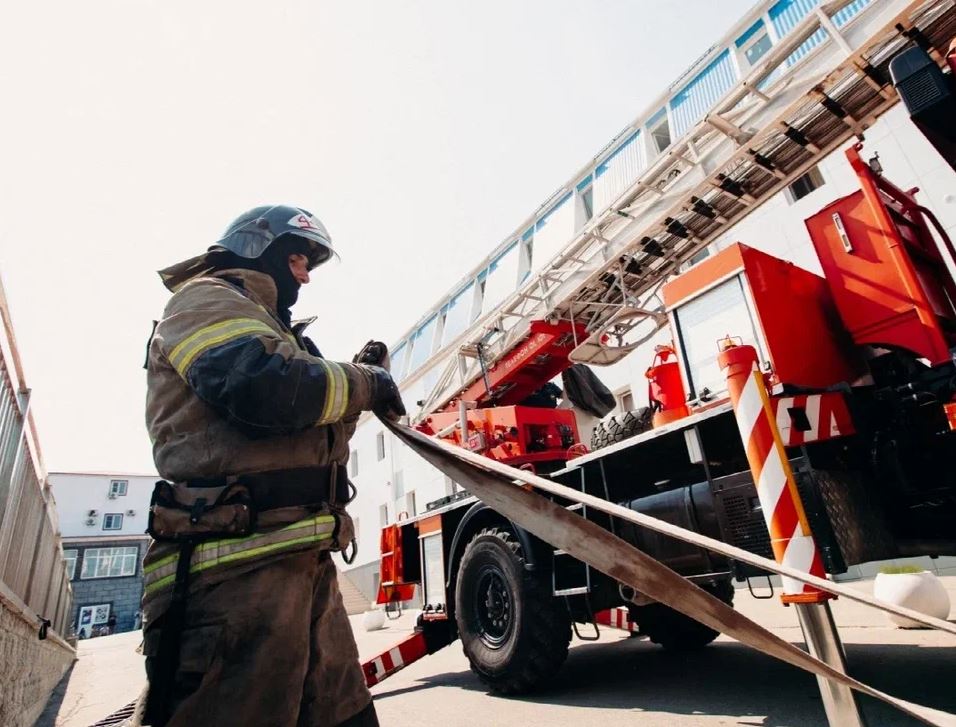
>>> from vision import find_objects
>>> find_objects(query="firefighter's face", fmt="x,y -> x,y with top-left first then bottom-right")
288,253 -> 311,286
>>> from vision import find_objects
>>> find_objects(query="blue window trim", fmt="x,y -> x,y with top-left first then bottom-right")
576,174 -> 593,191
535,193 -> 573,230
646,107 -> 668,129
595,131 -> 641,178
736,19 -> 766,48
671,49 -> 733,110
490,241 -> 518,269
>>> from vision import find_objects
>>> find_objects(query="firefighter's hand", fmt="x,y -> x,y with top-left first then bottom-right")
353,340 -> 390,372
365,365 -> 406,422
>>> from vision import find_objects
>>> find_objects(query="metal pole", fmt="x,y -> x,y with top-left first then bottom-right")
796,601 -> 866,727
718,342 -> 866,727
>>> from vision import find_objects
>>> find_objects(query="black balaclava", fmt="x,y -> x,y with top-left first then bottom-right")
158,235 -> 314,327
257,235 -> 313,326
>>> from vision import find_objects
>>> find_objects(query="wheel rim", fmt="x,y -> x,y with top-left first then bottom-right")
473,564 -> 514,648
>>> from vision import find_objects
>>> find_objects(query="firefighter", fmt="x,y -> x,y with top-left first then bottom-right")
141,205 -> 404,727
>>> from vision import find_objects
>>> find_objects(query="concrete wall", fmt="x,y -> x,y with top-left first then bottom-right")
344,559 -> 381,603
0,592 -> 74,727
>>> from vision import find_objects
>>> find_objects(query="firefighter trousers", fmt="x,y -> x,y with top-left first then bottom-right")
144,549 -> 376,726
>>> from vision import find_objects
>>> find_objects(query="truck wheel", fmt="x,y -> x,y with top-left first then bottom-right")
590,407 -> 654,451
455,527 -> 571,694
632,580 -> 734,650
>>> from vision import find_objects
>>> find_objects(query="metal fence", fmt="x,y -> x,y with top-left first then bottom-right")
0,278 -> 73,641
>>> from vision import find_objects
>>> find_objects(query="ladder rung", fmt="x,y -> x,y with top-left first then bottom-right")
554,586 -> 591,596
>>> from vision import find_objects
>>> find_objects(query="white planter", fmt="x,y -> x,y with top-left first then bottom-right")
873,571 -> 951,628
362,608 -> 387,632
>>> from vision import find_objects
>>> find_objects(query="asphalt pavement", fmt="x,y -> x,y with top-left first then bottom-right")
35,577 -> 956,727
363,581 -> 956,727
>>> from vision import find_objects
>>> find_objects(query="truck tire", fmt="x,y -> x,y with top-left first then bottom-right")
590,407 -> 654,451
455,527 -> 571,694
632,580 -> 734,650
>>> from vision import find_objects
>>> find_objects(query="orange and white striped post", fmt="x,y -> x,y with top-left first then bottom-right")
719,342 -> 865,727
717,342 -> 829,603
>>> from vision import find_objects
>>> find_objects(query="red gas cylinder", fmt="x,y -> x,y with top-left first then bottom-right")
645,344 -> 690,427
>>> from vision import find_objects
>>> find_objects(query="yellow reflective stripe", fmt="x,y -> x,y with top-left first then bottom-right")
318,360 -> 337,423
196,532 -> 333,573
143,552 -> 178,575
332,363 -> 349,420
168,318 -> 275,376
316,361 -> 349,425
144,532 -> 334,595
143,515 -> 337,595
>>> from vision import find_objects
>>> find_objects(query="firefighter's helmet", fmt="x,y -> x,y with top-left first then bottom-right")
215,205 -> 336,270
158,205 -> 336,292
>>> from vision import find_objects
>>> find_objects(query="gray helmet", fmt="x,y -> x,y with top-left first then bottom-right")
158,204 -> 335,292
215,205 -> 336,269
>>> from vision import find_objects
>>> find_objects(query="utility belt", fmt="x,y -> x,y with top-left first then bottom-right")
143,464 -> 355,726
146,465 -> 354,543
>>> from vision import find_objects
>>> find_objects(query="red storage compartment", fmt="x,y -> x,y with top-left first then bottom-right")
805,145 -> 956,365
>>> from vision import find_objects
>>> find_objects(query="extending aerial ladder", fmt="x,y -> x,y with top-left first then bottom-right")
384,0 -> 956,425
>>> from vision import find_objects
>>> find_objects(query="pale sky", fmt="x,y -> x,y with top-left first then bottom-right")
0,0 -> 754,474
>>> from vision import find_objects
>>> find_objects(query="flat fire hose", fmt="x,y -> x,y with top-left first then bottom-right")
384,420 -> 956,727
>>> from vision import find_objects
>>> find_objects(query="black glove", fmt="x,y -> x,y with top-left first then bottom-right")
366,365 -> 406,422
353,340 -> 390,371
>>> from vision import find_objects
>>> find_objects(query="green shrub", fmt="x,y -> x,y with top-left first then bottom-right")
878,565 -> 926,575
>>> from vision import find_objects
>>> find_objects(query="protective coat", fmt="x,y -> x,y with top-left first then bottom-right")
141,267 -> 378,726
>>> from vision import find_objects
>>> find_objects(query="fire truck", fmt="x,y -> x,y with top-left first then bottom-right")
363,0 -> 956,696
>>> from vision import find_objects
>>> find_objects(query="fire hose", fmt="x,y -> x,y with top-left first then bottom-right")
383,419 -> 956,727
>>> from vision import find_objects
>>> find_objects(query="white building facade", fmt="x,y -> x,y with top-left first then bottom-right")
49,472 -> 156,636
340,0 -> 956,599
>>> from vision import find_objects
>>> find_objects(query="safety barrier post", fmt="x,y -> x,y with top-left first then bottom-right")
718,342 -> 866,727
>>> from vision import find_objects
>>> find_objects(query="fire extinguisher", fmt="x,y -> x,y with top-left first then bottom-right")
645,344 -> 690,427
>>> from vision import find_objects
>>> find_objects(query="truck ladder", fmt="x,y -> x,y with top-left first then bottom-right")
401,0 -> 956,422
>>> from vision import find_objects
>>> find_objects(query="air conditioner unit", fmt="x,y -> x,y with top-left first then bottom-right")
108,492 -> 117,499
85,517 -> 96,526
126,509 -> 136,517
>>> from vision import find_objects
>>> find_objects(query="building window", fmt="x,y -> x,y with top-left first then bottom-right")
376,432 -> 386,461
407,491 -> 417,517
63,549 -> 78,580
349,450 -> 359,477
103,513 -> 124,531
648,109 -> 672,155
576,180 -> 594,228
80,546 -> 139,579
109,479 -> 128,497
379,503 -> 389,528
744,33 -> 772,67
735,19 -> 773,70
680,246 -> 712,271
617,387 -> 635,413
785,166 -> 825,203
